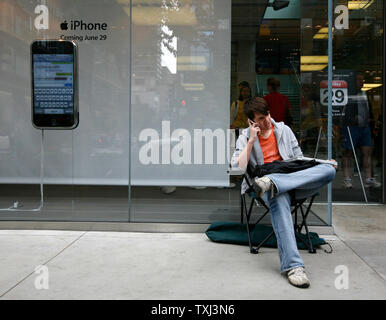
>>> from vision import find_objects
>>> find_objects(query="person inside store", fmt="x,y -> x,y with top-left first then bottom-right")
264,78 -> 293,128
341,74 -> 381,189
232,97 -> 337,288
299,84 -> 323,155
230,81 -> 252,135
228,82 -> 252,189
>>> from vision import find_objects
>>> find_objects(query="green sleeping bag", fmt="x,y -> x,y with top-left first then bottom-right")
205,221 -> 328,250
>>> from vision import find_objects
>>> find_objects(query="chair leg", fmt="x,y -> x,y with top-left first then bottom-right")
293,204 -> 310,251
292,197 -> 317,254
299,196 -> 317,254
300,205 -> 316,254
294,205 -> 299,232
244,195 -> 274,254
254,230 -> 275,252
250,202 -> 272,253
240,193 -> 244,224
242,194 -> 258,254
298,196 -> 315,233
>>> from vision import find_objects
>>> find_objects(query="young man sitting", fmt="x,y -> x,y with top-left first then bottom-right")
231,97 -> 336,288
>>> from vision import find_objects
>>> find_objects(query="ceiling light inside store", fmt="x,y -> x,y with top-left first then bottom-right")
182,83 -> 205,91
177,56 -> 206,64
177,65 -> 207,71
361,83 -> 383,91
348,0 -> 374,10
122,5 -> 197,26
301,56 -> 328,72
313,27 -> 334,40
313,34 -> 329,39
318,27 -> 334,34
301,56 -> 328,64
300,64 -> 328,72
177,56 -> 207,72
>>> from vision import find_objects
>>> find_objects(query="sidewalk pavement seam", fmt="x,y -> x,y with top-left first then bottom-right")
0,231 -> 88,299
334,233 -> 386,285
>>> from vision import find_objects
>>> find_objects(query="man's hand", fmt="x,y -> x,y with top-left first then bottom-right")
331,158 -> 338,169
249,123 -> 260,144
238,122 -> 260,168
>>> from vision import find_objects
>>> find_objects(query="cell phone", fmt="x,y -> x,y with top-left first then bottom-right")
31,40 -> 79,129
248,119 -> 258,127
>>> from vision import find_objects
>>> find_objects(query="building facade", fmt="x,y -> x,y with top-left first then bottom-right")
0,0 -> 384,226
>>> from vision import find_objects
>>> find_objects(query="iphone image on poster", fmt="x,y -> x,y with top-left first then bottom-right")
31,40 -> 79,129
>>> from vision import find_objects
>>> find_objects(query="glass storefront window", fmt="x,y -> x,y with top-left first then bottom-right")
300,0 -> 383,204
0,0 -> 130,221
332,0 -> 384,203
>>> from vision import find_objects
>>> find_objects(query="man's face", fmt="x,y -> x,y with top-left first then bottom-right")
252,112 -> 272,130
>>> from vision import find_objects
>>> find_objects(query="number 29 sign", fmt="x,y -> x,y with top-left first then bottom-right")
320,80 -> 348,106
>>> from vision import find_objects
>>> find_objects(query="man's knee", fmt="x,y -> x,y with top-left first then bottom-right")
323,164 -> 336,182
317,164 -> 336,182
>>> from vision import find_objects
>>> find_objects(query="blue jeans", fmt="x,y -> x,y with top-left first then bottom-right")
261,164 -> 336,273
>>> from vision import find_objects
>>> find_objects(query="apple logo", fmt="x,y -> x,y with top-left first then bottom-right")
60,21 -> 68,30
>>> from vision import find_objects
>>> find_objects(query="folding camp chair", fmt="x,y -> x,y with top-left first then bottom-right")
240,170 -> 318,254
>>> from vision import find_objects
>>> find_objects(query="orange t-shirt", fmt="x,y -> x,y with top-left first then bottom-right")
258,129 -> 282,163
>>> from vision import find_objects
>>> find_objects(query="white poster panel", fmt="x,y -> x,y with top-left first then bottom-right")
0,0 -> 231,186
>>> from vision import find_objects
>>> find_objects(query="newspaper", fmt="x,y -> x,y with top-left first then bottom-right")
286,156 -> 338,168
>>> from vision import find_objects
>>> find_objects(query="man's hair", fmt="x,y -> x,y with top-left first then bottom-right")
267,78 -> 280,91
243,97 -> 269,120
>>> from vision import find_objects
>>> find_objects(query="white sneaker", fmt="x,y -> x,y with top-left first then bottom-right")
287,267 -> 310,288
364,178 -> 381,188
342,177 -> 352,189
253,176 -> 274,198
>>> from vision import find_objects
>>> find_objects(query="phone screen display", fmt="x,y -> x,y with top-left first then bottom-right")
33,54 -> 74,115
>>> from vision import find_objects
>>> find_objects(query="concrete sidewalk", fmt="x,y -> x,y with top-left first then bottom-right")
0,205 -> 385,299
332,205 -> 386,282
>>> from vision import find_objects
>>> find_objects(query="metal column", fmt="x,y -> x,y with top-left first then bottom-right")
328,0 -> 333,225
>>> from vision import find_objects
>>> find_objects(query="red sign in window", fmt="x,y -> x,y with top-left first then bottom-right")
320,80 -> 348,106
